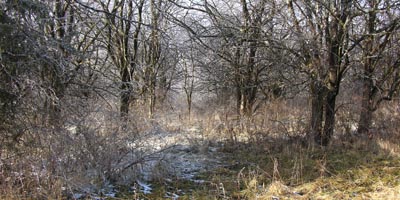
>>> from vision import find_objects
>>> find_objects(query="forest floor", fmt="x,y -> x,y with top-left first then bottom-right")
108,119 -> 400,200
126,122 -> 230,199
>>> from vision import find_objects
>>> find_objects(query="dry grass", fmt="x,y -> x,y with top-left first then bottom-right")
122,99 -> 400,199
1,99 -> 399,199
191,135 -> 400,200
142,100 -> 400,199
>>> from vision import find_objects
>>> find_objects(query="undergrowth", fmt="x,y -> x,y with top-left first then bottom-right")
2,101 -> 399,199
133,135 -> 400,199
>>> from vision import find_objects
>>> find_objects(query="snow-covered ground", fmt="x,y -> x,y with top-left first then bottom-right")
72,121 -> 227,199
132,123 -> 226,193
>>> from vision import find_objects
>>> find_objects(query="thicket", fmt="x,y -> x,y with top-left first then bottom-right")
0,0 -> 399,199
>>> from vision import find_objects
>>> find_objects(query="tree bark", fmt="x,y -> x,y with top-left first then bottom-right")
357,100 -> 373,135
322,91 -> 337,146
103,0 -> 144,122
357,0 -> 376,135
148,0 -> 161,119
48,0 -> 70,127
120,80 -> 130,120
315,0 -> 351,146
357,54 -> 375,135
237,0 -> 263,117
310,80 -> 325,145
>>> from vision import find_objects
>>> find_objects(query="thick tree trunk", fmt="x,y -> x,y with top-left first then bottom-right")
104,0 -> 138,123
244,87 -> 257,117
239,89 -> 255,117
48,0 -> 68,128
357,104 -> 373,135
49,88 -> 64,128
120,83 -> 130,120
357,2 -> 376,135
148,0 -> 160,119
357,72 -> 374,134
322,91 -> 337,146
119,42 -> 131,121
310,81 -> 324,144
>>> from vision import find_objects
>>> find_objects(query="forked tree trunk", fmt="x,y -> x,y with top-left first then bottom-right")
322,91 -> 337,146
103,0 -> 137,123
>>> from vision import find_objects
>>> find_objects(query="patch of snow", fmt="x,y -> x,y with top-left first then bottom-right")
209,147 -> 218,152
104,192 -> 116,198
72,193 -> 84,199
165,192 -> 180,200
73,123 -> 227,197
120,124 -> 224,183
66,125 -> 77,134
192,179 -> 205,184
137,180 -> 152,194
100,185 -> 117,198
350,123 -> 358,132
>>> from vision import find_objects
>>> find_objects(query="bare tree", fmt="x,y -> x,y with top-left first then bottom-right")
145,0 -> 162,118
97,0 -> 144,121
356,0 -> 400,134
181,42 -> 197,120
287,0 -> 355,145
169,0 -> 279,117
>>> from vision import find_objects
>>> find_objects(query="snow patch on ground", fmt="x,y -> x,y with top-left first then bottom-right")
72,122 -> 226,198
135,124 -> 225,183
136,180 -> 152,194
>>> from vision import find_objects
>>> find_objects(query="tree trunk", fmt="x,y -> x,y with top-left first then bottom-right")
310,81 -> 324,144
357,103 -> 373,135
357,1 -> 376,135
187,95 -> 192,121
148,81 -> 156,118
357,67 -> 375,134
242,86 -> 257,117
322,91 -> 337,146
148,0 -> 160,119
236,85 -> 242,116
120,83 -> 130,120
103,0 -> 138,122
49,0 -> 68,128
240,92 -> 246,116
